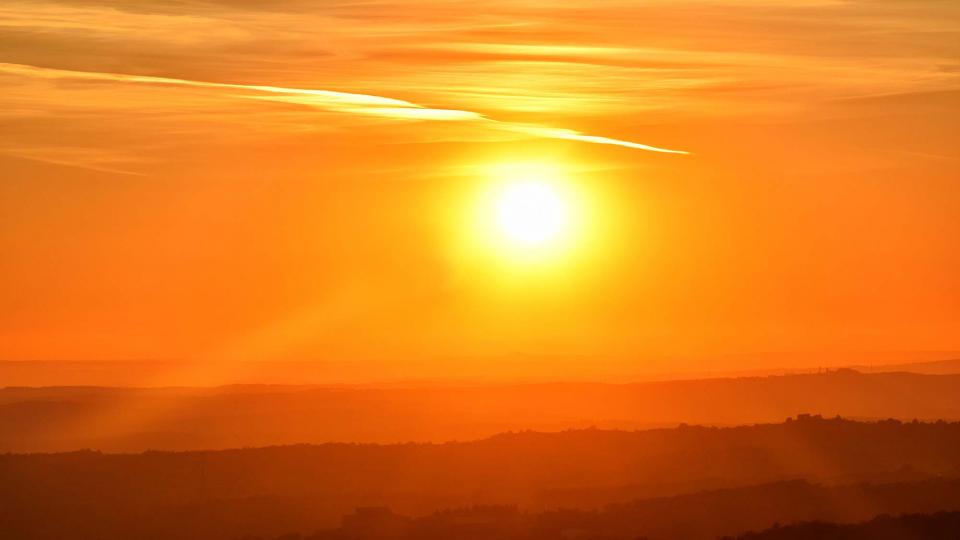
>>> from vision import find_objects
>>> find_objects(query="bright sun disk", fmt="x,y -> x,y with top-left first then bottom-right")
494,178 -> 570,248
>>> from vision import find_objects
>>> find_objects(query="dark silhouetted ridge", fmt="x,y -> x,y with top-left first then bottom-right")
3,417 -> 960,539
725,511 -> 960,540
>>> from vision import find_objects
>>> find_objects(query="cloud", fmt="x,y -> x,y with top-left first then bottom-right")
501,125 -> 689,154
0,145 -> 148,175
0,62 -> 414,107
0,61 -> 689,155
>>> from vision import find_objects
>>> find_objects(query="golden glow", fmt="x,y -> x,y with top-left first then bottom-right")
4,0 -> 957,375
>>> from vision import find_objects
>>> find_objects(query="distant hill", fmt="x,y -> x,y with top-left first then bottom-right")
2,370 -> 960,452
3,352 -> 958,387
3,417 -> 960,539
852,357 -> 960,375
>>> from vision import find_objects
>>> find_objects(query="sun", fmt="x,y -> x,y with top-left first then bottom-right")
471,160 -> 584,262
494,180 -> 569,248
451,159 -> 594,269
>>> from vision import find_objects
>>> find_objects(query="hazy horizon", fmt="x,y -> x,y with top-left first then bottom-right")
2,350 -> 960,387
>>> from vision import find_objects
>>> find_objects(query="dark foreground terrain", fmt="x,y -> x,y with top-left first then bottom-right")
3,416 -> 960,539
727,511 -> 960,539
242,489 -> 960,540
241,509 -> 960,540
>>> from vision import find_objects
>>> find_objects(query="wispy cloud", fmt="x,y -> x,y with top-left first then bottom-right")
0,145 -> 149,175
0,62 -> 689,154
502,125 -> 690,154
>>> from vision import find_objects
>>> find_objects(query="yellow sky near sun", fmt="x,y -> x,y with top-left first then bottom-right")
0,61 -> 688,154
0,0 -> 959,382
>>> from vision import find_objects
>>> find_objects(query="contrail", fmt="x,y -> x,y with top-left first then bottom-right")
0,62 -> 689,155
0,62 -> 417,107
500,125 -> 689,154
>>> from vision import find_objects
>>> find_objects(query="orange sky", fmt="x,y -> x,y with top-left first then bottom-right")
1,0 -> 959,383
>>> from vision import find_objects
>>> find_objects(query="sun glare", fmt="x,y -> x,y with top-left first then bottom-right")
449,159 -> 604,273
494,180 -> 569,247
461,160 -> 589,266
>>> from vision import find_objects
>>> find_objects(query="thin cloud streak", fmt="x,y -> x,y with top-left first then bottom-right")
0,62 -> 415,107
503,125 -> 691,154
0,62 -> 689,155
0,146 -> 148,176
